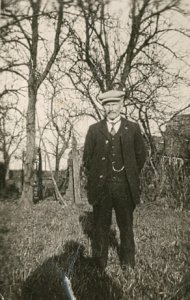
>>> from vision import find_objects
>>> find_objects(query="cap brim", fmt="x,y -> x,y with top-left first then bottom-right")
102,98 -> 123,105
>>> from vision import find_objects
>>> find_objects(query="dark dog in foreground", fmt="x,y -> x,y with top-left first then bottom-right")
20,240 -> 123,300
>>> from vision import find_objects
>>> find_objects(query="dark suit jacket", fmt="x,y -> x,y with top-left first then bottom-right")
82,117 -> 146,205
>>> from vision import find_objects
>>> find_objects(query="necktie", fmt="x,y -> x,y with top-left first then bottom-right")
110,122 -> 116,136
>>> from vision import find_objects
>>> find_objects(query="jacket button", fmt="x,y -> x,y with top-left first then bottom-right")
102,157 -> 106,160
105,140 -> 109,144
99,175 -> 103,179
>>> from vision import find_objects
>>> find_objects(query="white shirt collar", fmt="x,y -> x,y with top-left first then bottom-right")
106,115 -> 121,124
106,115 -> 121,134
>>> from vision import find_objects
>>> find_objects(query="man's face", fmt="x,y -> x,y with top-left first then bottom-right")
103,100 -> 123,120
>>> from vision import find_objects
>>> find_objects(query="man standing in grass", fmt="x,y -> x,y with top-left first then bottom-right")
83,90 -> 146,270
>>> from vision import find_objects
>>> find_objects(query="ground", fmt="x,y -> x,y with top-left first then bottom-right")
0,198 -> 190,300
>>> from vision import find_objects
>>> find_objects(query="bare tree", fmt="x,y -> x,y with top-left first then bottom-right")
65,0 -> 190,153
0,0 -> 73,206
0,94 -> 25,183
42,114 -> 72,182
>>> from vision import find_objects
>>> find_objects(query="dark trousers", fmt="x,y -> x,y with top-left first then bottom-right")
92,181 -> 135,269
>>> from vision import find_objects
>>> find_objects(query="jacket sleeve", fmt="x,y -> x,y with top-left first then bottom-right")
134,123 -> 146,172
82,125 -> 96,178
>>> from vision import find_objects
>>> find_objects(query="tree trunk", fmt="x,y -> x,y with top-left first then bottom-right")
54,142 -> 60,182
55,159 -> 60,182
0,162 -> 6,190
5,158 -> 10,183
21,86 -> 36,207
3,153 -> 10,186
37,147 -> 43,200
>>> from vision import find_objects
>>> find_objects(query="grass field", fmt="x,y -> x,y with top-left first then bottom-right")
0,198 -> 190,300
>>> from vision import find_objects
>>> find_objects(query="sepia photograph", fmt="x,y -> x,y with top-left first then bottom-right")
0,0 -> 190,299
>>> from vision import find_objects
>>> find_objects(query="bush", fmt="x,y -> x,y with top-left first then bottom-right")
141,155 -> 190,209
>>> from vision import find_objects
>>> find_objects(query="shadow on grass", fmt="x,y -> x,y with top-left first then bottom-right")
20,240 -> 123,300
79,210 -> 120,254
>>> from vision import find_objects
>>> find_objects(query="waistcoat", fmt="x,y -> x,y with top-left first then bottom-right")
107,126 -> 126,182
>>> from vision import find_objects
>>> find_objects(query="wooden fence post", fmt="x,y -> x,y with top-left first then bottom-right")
72,135 -> 82,204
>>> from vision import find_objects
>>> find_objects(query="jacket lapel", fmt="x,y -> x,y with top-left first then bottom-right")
120,118 -> 132,157
99,119 -> 111,140
120,117 -> 129,137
